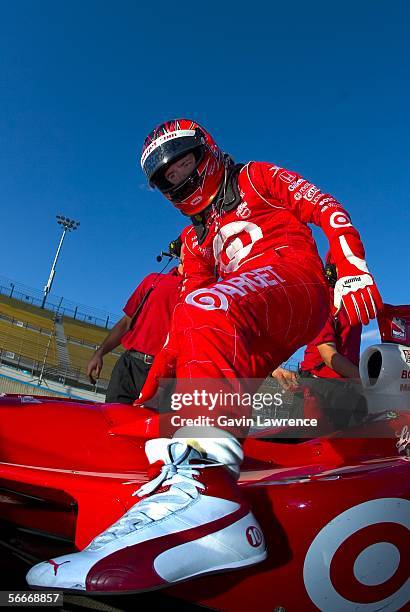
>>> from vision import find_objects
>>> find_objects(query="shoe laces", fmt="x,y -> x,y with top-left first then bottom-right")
87,444 -> 221,549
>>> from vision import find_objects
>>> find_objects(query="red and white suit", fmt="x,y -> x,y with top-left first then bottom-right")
141,162 -> 380,405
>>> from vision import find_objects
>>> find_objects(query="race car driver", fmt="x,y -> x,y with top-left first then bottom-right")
27,119 -> 383,593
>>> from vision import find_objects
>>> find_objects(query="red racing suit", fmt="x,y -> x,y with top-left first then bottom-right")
138,162 -> 379,418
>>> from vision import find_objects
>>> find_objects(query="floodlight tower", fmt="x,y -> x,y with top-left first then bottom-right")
41,215 -> 80,309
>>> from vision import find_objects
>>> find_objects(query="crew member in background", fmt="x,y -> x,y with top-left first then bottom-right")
86,238 -> 183,404
272,255 -> 364,427
299,256 -> 362,379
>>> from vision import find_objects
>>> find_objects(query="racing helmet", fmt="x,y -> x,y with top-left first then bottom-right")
141,119 -> 225,215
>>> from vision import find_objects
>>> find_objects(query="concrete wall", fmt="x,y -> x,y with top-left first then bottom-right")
0,366 -> 105,402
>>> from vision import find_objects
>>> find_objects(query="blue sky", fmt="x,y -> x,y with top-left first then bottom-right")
1,1 -> 409,356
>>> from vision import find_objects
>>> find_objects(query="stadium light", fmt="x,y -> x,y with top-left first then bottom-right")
41,215 -> 80,309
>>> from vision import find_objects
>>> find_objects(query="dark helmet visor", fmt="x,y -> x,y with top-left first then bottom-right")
142,130 -> 204,184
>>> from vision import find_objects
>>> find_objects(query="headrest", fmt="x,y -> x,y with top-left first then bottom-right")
377,304 -> 410,347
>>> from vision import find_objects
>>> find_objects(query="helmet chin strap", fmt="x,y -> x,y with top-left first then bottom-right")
189,158 -> 244,247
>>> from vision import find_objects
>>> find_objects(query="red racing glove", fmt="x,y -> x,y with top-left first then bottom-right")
332,234 -> 383,326
133,336 -> 177,407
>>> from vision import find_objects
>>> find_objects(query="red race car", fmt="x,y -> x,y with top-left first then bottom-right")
0,306 -> 409,611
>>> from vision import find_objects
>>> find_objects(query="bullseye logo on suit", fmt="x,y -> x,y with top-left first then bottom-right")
185,266 -> 286,311
329,211 -> 353,229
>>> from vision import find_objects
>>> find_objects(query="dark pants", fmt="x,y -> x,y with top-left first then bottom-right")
298,371 -> 367,430
105,351 -> 151,405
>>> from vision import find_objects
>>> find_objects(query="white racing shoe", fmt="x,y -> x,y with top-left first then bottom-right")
26,433 -> 267,593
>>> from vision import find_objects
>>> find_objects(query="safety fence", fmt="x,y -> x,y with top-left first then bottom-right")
0,276 -> 120,329
0,346 -> 109,394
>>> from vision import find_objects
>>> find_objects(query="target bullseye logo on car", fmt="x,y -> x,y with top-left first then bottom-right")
303,498 -> 410,610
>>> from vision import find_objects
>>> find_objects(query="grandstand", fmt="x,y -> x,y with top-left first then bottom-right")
0,275 -> 300,404
0,278 -> 123,402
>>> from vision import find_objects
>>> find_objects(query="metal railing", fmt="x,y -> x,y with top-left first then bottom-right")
0,346 -> 109,394
0,276 -> 120,329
